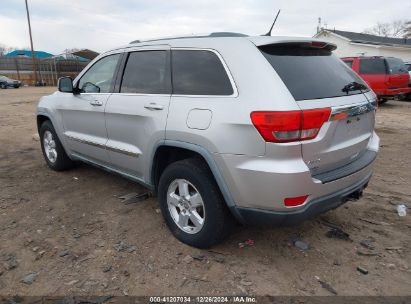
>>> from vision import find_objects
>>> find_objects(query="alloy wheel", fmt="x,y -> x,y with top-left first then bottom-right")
43,130 -> 58,163
167,179 -> 205,234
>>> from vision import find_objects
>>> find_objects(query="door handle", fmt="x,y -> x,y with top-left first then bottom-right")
144,103 -> 164,110
90,99 -> 103,106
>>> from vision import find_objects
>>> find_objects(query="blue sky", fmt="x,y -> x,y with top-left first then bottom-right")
1,0 -> 410,54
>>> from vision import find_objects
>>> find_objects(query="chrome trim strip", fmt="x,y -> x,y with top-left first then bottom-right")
65,134 -> 105,149
110,48 -> 239,98
110,93 -> 170,97
330,101 -> 376,121
66,134 -> 140,157
170,47 -> 239,98
76,47 -> 238,98
105,145 -> 140,157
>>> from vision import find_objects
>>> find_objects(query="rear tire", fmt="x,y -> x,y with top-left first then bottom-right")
158,158 -> 234,248
0,83 -> 6,89
39,120 -> 75,171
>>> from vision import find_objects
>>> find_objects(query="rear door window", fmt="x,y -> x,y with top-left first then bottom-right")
385,58 -> 408,74
120,51 -> 170,94
259,44 -> 368,101
171,50 -> 234,95
359,58 -> 387,74
343,60 -> 353,69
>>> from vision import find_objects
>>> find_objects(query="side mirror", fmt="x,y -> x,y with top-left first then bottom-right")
58,77 -> 74,93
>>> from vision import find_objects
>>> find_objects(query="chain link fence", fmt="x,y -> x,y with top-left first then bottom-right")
0,56 -> 90,86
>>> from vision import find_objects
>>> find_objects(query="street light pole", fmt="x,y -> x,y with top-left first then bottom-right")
25,0 -> 38,85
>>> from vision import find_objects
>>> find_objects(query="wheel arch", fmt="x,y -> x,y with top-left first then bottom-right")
37,114 -> 51,132
150,140 -> 243,222
36,112 -> 73,160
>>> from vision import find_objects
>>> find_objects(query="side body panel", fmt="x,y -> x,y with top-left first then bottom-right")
165,39 -> 301,157
104,46 -> 171,180
60,93 -> 111,164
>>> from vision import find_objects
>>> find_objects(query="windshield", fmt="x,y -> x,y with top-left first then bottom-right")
259,44 -> 369,101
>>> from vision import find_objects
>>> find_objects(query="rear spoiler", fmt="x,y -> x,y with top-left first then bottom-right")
259,41 -> 337,52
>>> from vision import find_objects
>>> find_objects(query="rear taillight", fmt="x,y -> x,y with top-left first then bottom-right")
250,108 -> 331,143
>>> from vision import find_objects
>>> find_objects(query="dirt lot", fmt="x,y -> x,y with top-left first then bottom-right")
0,87 -> 410,296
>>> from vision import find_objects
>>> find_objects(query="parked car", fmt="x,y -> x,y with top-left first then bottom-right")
37,34 -> 379,248
341,56 -> 410,103
405,61 -> 411,84
405,61 -> 411,100
0,75 -> 22,89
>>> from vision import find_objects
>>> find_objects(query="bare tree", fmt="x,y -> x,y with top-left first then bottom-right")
364,20 -> 410,38
404,21 -> 411,38
0,44 -> 18,56
0,45 -> 6,56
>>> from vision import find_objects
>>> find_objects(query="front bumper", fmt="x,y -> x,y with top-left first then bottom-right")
233,172 -> 371,225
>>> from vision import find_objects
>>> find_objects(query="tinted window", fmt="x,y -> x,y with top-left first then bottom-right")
343,60 -> 353,69
260,45 -> 368,101
172,50 -> 233,95
406,64 -> 411,72
359,58 -> 387,74
78,54 -> 120,93
121,51 -> 170,94
386,58 -> 408,74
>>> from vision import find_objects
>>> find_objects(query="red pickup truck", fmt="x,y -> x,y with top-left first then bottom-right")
341,56 -> 410,102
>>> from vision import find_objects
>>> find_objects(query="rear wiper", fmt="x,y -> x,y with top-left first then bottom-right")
342,81 -> 367,94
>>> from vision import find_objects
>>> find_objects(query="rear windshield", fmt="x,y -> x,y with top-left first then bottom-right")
386,58 -> 408,74
259,44 -> 369,101
359,58 -> 387,74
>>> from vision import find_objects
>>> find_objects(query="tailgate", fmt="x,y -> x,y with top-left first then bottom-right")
257,42 -> 377,178
387,73 -> 410,89
386,58 -> 410,88
296,94 -> 376,176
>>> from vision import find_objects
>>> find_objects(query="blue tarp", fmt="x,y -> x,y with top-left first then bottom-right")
5,50 -> 54,59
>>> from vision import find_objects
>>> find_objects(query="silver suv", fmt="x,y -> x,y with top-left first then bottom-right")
37,33 -> 379,248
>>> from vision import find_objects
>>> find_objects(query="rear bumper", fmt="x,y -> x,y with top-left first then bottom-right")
233,172 -> 371,225
214,131 -> 379,224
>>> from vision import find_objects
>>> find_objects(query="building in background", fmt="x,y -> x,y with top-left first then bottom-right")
1,49 -> 99,86
5,49 -> 54,59
314,29 -> 411,61
71,49 -> 99,60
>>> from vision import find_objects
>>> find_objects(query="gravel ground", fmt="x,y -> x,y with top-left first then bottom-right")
0,87 -> 410,296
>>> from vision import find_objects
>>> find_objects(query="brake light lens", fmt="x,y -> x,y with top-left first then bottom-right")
284,195 -> 309,207
250,108 -> 331,143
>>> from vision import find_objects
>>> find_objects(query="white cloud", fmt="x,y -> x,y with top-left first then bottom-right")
1,0 -> 410,54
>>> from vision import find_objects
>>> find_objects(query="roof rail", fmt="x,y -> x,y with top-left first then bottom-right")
129,32 -> 248,44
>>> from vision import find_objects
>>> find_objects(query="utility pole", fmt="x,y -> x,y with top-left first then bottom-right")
25,0 -> 38,85
317,17 -> 322,34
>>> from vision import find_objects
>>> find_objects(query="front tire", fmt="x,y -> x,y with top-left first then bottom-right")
39,120 -> 75,171
0,83 -> 6,89
158,158 -> 234,248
